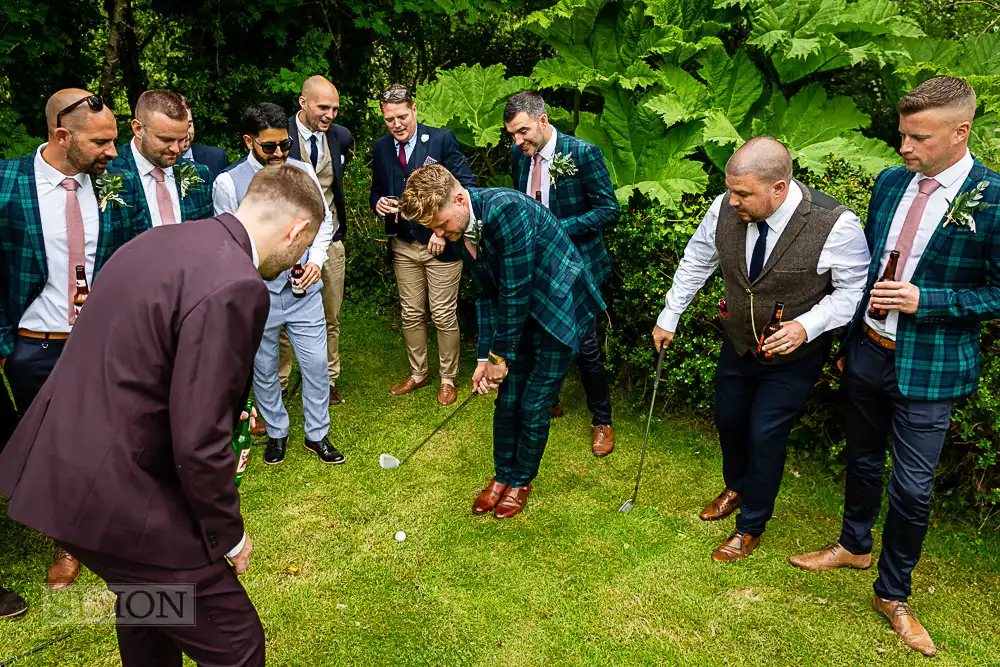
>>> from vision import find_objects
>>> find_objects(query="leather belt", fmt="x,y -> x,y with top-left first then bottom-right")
862,322 -> 896,351
17,329 -> 70,341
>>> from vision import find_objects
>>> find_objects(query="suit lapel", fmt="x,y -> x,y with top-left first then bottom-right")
913,161 -> 986,278
548,133 -> 572,219
17,158 -> 47,278
516,151 -> 529,195
409,125 -> 429,173
753,181 -> 809,283
385,139 -> 399,197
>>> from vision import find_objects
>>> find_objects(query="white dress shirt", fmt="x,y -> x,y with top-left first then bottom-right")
657,181 -> 871,342
296,113 -> 325,167
864,150 -> 975,339
131,139 -> 182,227
19,145 -> 101,333
524,128 -> 558,208
211,154 -> 334,268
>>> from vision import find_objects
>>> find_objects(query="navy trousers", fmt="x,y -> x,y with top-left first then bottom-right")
554,322 -> 613,425
4,335 -> 66,415
714,337 -> 827,536
838,335 -> 952,602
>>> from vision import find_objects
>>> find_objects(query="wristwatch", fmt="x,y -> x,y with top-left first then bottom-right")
488,351 -> 505,366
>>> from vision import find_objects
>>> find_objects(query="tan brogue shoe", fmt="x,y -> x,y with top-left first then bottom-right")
47,547 -> 80,590
437,384 -> 457,407
389,376 -> 430,396
872,596 -> 937,657
494,484 -> 533,519
473,478 -> 508,515
592,425 -> 614,457
711,530 -> 760,562
699,488 -> 742,521
789,543 -> 872,571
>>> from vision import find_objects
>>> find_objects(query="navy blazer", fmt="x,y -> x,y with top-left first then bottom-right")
190,144 -> 229,183
370,123 -> 476,262
287,116 -> 353,243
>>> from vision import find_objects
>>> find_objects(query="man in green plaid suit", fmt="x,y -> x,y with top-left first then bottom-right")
0,88 -> 149,604
791,77 -> 1000,657
505,91 -> 619,457
399,165 -> 605,519
110,90 -> 213,225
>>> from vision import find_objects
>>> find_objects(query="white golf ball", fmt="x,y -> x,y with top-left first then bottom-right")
394,531 -> 406,542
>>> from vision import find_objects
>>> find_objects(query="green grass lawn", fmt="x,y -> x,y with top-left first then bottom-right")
1,305 -> 999,666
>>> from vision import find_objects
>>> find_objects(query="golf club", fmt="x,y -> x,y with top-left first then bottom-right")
379,392 -> 478,469
619,345 -> 667,513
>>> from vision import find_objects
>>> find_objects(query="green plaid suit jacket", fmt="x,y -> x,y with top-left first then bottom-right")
510,131 -> 619,287
111,143 -> 214,222
844,158 -> 1000,400
0,154 -> 150,356
463,188 -> 606,360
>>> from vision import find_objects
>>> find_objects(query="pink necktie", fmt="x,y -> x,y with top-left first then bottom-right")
151,167 -> 178,225
529,153 -> 543,201
893,178 -> 941,278
60,178 -> 86,325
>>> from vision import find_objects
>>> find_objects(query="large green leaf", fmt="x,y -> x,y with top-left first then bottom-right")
796,134 -> 899,174
696,47 -> 763,126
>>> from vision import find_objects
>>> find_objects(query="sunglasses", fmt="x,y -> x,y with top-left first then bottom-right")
252,137 -> 294,155
56,95 -> 114,128
380,88 -> 412,103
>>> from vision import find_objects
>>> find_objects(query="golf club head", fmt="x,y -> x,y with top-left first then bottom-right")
618,499 -> 634,513
379,453 -> 401,469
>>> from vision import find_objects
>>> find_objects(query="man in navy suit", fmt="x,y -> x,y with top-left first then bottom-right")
179,96 -> 229,182
370,83 -> 476,407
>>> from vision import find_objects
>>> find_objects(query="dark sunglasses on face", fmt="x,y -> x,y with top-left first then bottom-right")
56,95 -> 115,128
252,137 -> 294,155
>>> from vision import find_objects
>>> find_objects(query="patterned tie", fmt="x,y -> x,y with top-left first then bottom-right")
151,167 -> 178,225
748,221 -> 769,282
61,178 -> 86,325
529,153 -> 543,202
398,141 -> 407,172
893,177 -> 941,278
309,135 -> 319,169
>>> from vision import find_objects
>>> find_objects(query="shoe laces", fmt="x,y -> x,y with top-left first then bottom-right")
893,602 -> 916,619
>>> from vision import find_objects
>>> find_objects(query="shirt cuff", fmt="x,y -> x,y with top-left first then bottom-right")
792,312 -> 825,343
225,533 -> 247,559
306,250 -> 328,269
656,309 -> 681,333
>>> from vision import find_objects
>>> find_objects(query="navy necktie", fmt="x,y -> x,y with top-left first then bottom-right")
309,135 -> 319,169
748,221 -> 768,282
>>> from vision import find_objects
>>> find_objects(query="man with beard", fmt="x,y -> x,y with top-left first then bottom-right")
178,95 -> 229,181
0,164 -> 324,666
504,91 -> 619,457
213,103 -> 343,467
112,89 -> 213,224
0,88 -> 149,602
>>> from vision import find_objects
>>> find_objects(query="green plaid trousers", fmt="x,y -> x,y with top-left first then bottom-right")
493,320 -> 575,487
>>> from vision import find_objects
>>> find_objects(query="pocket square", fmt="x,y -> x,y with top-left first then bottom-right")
422,156 -> 439,167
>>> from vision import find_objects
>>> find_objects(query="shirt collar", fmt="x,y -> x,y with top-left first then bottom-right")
538,127 -> 558,161
919,150 -> 973,189
247,231 -> 260,269
248,152 -> 267,172
395,130 -> 418,151
295,112 -> 324,141
463,193 -> 479,242
131,138 -> 171,178
34,143 -> 90,193
754,180 -> 803,233
182,147 -> 194,160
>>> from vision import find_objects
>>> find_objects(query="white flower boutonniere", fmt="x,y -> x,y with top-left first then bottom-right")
548,152 -> 577,188
175,161 -> 204,200
420,134 -> 430,143
944,180 -> 993,233
464,217 -> 483,250
94,173 -> 128,212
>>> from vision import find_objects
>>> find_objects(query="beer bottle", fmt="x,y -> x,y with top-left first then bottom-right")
290,263 -> 306,298
756,301 -> 784,361
535,190 -> 542,203
233,397 -> 253,487
73,265 -> 89,320
867,250 -> 900,322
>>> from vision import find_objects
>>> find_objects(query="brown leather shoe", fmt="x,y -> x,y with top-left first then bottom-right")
438,384 -> 457,407
789,543 -> 872,571
495,484 -> 533,519
592,424 -> 614,457
389,376 -> 430,396
473,478 -> 508,515
712,530 -> 760,562
699,488 -> 742,521
873,596 -> 937,657
550,402 -> 564,418
249,417 -> 267,438
328,384 -> 343,406
47,546 -> 80,590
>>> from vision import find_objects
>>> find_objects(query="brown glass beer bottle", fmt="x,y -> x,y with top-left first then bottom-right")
73,265 -> 89,320
868,250 -> 900,322
756,301 -> 784,361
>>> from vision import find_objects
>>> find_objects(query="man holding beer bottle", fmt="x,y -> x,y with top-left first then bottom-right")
651,136 -> 870,561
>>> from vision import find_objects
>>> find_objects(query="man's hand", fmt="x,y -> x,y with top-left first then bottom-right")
763,321 -> 808,356
472,361 -> 492,395
299,263 -> 322,290
652,325 -> 675,352
870,280 -> 920,314
427,235 -> 446,257
375,196 -> 400,216
228,535 -> 253,576
239,407 -> 258,431
485,359 -> 508,389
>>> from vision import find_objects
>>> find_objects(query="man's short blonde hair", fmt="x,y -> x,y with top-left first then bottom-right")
399,164 -> 459,227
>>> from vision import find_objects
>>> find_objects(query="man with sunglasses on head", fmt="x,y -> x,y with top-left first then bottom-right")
111,89 -> 213,225
0,88 -> 150,601
371,83 -> 476,407
213,102 -> 344,467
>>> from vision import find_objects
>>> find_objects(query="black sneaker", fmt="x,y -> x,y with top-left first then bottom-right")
264,437 -> 287,465
328,385 -> 343,406
303,437 -> 346,464
0,588 -> 27,618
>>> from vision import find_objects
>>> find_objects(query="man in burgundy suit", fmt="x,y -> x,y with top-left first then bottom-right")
0,164 -> 324,666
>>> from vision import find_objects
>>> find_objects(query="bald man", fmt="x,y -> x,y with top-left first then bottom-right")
652,136 -> 870,562
0,88 -> 149,595
279,75 -> 353,405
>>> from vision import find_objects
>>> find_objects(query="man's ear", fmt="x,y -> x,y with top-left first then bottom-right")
298,95 -> 307,111
243,135 -> 253,152
131,118 -> 142,138
955,119 -> 972,143
286,218 -> 311,243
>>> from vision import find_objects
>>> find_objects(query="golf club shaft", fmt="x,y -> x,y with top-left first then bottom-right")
631,346 -> 667,499
398,392 -> 478,466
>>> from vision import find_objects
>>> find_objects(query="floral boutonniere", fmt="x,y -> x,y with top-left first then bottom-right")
944,180 -> 992,233
548,152 -> 577,187
464,217 -> 483,252
420,133 -> 430,143
94,173 -> 128,212
175,161 -> 204,200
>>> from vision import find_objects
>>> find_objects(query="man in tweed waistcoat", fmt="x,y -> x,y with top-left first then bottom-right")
791,77 -> 1000,658
652,137 -> 870,562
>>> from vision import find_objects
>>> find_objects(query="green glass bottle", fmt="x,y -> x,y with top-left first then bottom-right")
233,397 -> 253,487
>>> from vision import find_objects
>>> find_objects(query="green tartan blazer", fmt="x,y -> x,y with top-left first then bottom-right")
463,188 -> 606,361
844,158 -> 1000,400
0,154 -> 150,357
111,143 -> 214,222
509,131 -> 619,287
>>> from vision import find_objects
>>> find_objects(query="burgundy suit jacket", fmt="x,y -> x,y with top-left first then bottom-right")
0,214 -> 269,569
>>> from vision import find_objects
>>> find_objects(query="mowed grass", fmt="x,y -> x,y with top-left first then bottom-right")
1,305 -> 999,666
